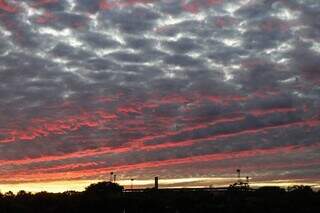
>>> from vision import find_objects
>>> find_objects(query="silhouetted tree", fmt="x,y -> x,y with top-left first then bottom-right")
0,183 -> 319,213
287,185 -> 313,193
84,181 -> 123,195
4,191 -> 14,198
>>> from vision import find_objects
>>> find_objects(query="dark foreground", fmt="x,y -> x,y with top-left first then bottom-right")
0,182 -> 319,213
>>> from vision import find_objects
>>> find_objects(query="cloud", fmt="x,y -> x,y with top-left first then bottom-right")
0,0 -> 319,188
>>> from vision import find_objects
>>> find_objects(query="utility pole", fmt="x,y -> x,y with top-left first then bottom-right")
130,178 -> 134,190
154,176 -> 159,190
110,172 -> 114,182
236,169 -> 241,183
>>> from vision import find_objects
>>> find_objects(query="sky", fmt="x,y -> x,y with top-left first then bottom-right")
0,0 -> 319,193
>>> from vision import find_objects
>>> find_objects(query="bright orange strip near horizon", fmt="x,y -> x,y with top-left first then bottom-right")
0,177 -> 319,194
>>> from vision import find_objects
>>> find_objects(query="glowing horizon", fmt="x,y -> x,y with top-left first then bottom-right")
1,177 -> 319,194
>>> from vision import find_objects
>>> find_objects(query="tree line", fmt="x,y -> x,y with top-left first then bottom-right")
0,181 -> 319,213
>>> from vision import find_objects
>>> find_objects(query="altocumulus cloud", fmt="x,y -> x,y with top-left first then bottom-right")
0,0 -> 319,188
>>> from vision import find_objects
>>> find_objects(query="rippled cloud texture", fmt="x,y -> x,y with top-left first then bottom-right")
0,0 -> 319,189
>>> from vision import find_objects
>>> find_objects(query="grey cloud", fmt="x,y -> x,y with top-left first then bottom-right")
81,32 -> 121,48
100,8 -> 159,34
235,2 -> 271,19
289,45 -> 320,80
0,0 -> 319,184
163,37 -> 201,54
110,51 -> 149,63
164,54 -> 204,67
75,0 -> 101,13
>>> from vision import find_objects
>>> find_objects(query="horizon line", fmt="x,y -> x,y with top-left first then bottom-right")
0,177 -> 319,194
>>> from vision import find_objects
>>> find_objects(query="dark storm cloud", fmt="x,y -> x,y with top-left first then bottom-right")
0,0 -> 319,185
